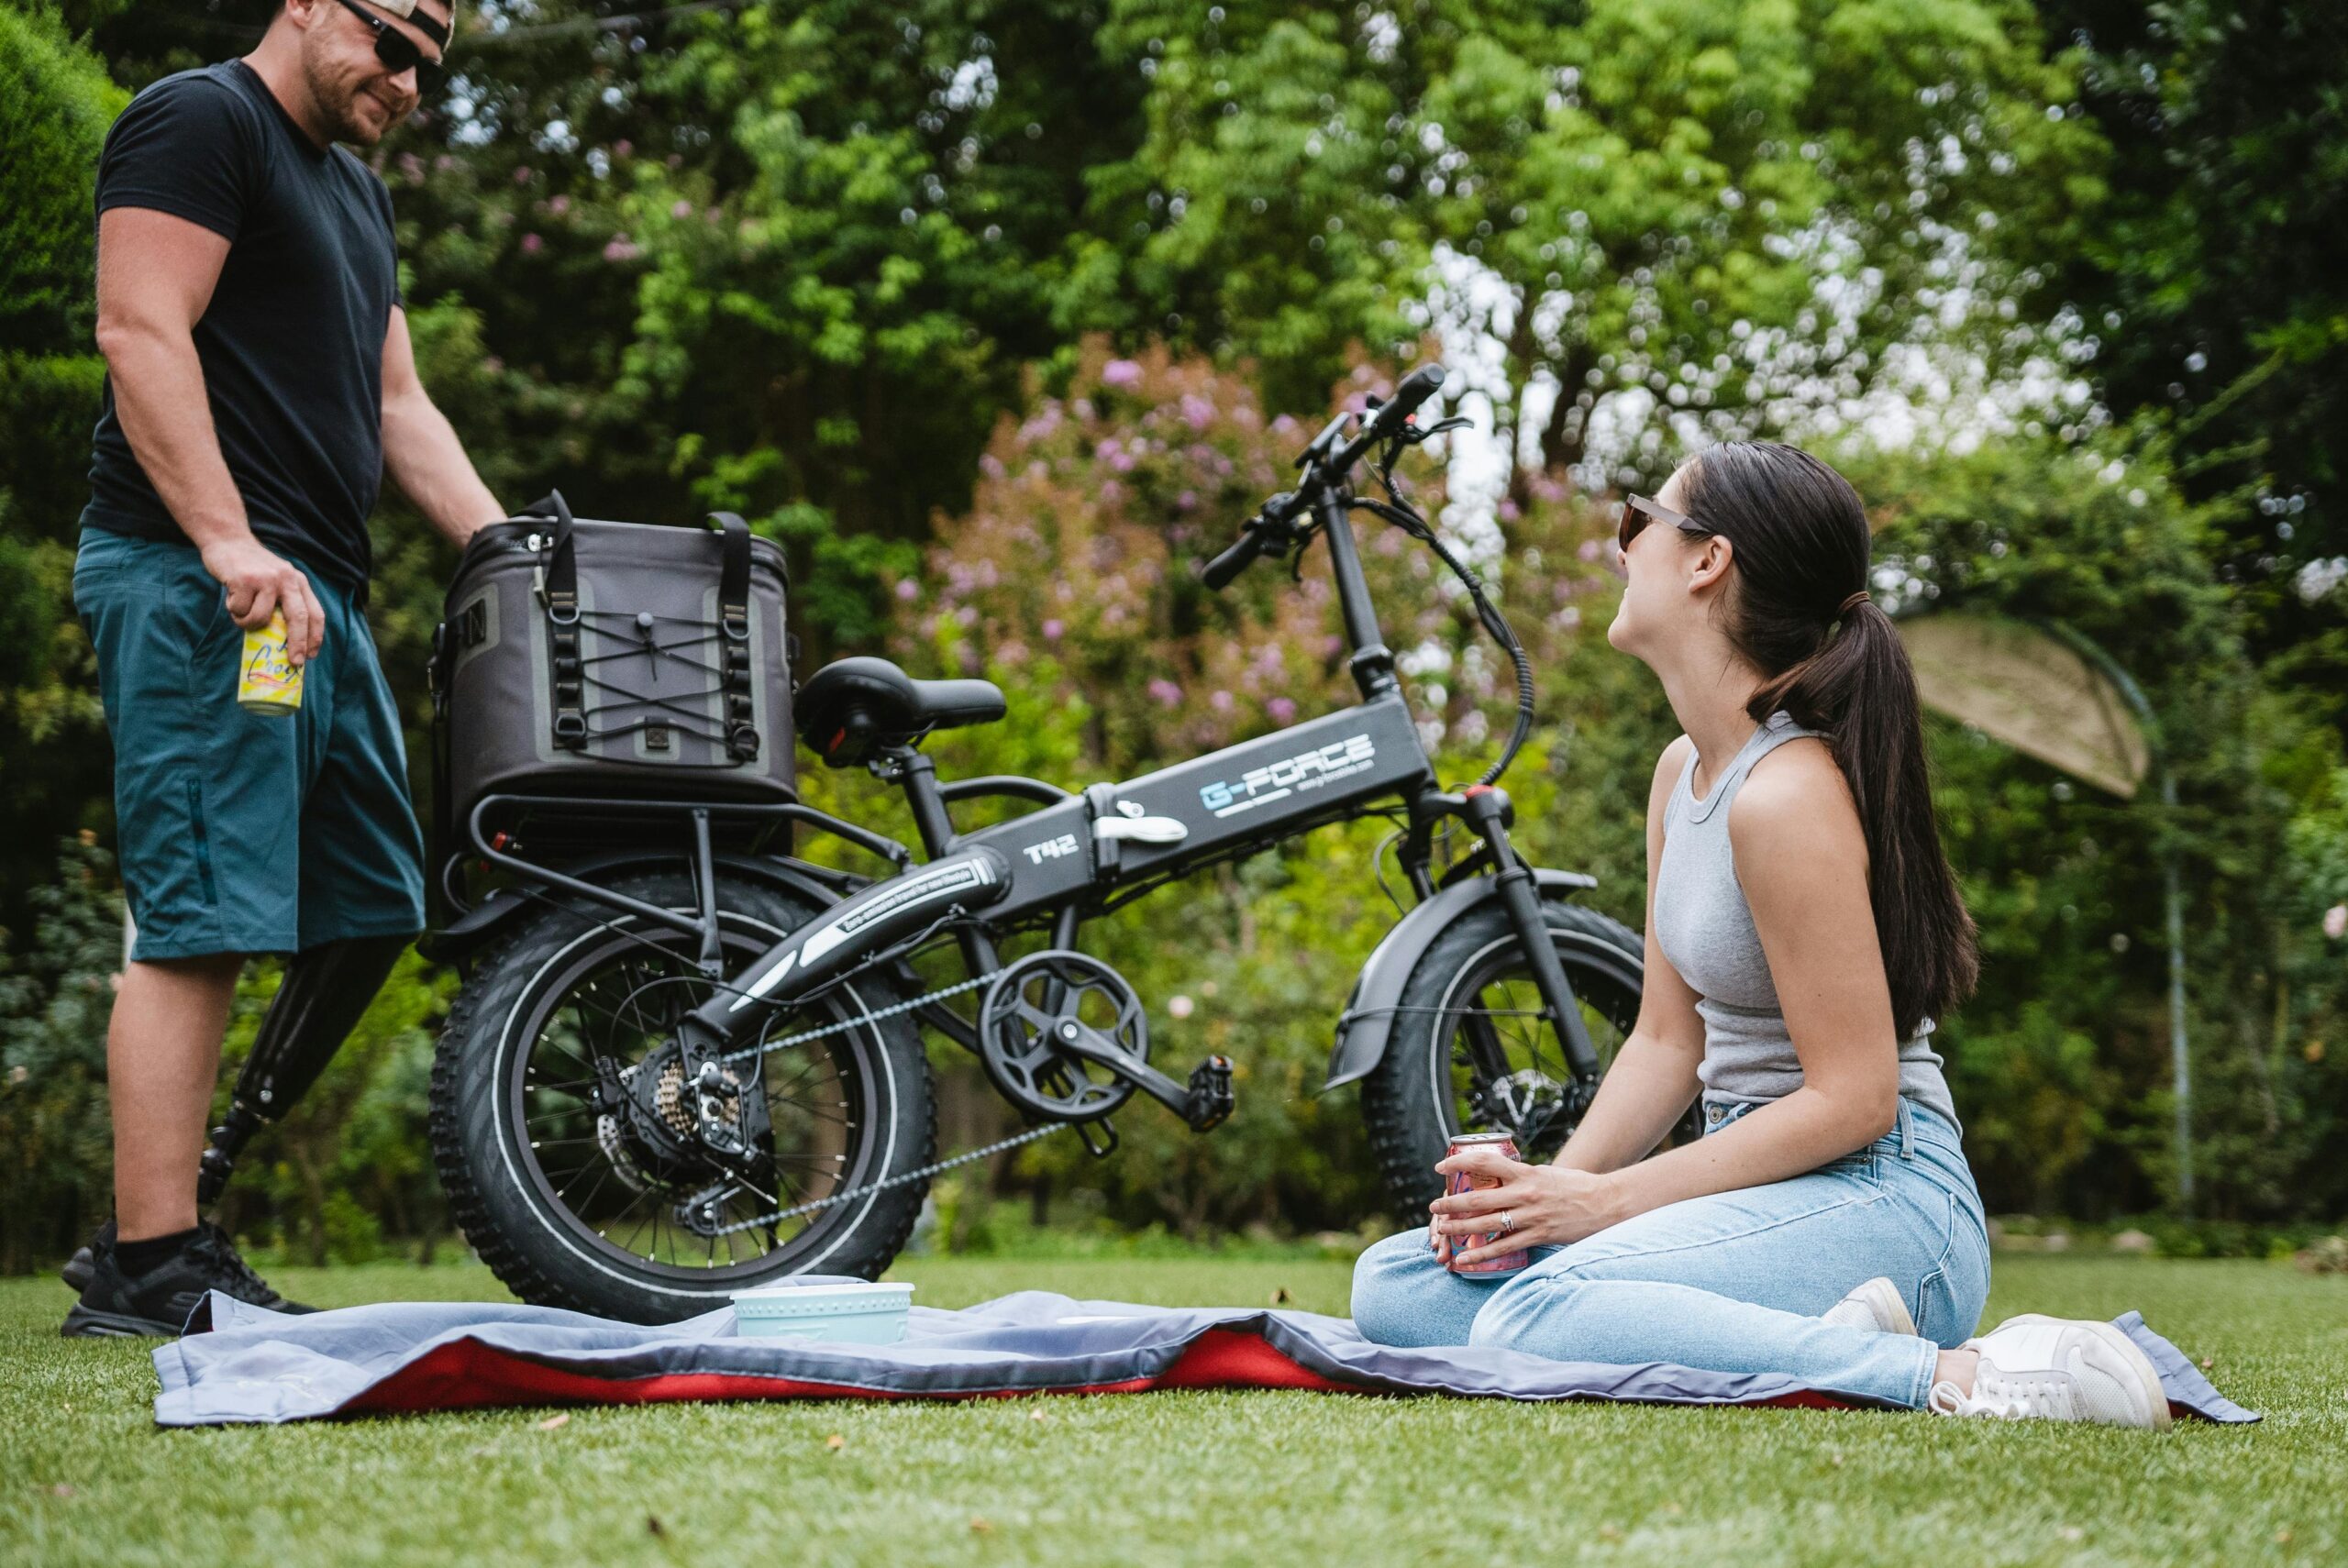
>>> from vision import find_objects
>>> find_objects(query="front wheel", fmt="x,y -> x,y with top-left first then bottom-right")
1358,896 -> 1698,1222
428,868 -> 936,1323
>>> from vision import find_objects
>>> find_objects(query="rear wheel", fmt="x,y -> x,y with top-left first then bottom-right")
1359,896 -> 1696,1222
429,869 -> 934,1322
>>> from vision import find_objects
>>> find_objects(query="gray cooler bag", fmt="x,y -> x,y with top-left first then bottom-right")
432,492 -> 797,849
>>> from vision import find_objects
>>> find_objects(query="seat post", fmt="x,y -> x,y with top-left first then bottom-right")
887,746 -> 958,859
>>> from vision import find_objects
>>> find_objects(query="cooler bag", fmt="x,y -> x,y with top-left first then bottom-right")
431,491 -> 797,852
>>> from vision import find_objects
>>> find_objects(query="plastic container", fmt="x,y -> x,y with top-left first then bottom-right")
730,1281 -> 914,1344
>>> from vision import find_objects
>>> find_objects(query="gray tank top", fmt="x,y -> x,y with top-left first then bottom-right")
1653,711 -> 1960,1127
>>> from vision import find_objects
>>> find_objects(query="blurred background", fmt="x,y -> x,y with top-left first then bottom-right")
2,0 -> 2343,1274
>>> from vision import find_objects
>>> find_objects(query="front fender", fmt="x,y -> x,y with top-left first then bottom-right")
1321,867 -> 1600,1093
416,853 -> 865,965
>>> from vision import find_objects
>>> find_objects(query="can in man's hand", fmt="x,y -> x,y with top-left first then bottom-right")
238,611 -> 304,716
1439,1130 -> 1531,1275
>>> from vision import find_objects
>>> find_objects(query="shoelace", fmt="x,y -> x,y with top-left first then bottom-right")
1929,1370 -> 2074,1419
190,1225 -> 284,1307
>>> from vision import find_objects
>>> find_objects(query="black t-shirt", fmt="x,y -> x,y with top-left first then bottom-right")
82,60 -> 400,596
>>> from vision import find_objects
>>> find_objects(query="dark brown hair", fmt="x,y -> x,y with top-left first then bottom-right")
1679,441 -> 1978,1037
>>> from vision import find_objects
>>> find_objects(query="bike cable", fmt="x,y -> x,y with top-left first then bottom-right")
1350,493 -> 1537,788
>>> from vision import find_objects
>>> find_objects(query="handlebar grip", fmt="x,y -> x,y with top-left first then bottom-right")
1202,527 -> 1269,591
1346,365 -> 1450,461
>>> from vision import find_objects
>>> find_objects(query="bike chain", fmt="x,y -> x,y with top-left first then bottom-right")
708,1119 -> 1072,1239
702,967 -> 1076,1239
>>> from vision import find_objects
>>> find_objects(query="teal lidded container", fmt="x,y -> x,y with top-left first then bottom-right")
730,1281 -> 914,1343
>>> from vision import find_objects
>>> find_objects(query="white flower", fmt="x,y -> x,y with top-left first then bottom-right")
2324,904 -> 2348,942
2296,556 -> 2348,604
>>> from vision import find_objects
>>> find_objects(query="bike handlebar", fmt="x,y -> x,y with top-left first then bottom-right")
1202,367 -> 1447,591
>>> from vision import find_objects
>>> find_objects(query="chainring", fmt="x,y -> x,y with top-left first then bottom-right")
977,950 -> 1147,1121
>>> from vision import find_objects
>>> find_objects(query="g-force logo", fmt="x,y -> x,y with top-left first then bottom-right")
1199,734 -> 1377,819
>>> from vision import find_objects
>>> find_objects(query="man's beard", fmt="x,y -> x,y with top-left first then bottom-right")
304,50 -> 409,145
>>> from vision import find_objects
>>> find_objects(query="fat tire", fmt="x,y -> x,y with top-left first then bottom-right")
428,870 -> 934,1322
1359,897 -> 1653,1223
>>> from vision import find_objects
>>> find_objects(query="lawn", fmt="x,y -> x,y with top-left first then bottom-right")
1,1253 -> 2341,1567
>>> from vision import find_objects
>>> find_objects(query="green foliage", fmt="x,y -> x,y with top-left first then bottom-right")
0,837 -> 122,1273
4,0 -> 2345,1267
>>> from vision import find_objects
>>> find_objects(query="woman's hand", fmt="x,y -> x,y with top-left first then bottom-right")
1427,1146 -> 1626,1265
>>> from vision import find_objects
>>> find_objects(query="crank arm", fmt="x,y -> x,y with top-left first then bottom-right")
1050,1024 -> 1237,1132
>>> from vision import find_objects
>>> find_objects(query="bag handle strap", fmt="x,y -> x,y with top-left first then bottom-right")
522,491 -> 588,750
707,511 -> 759,760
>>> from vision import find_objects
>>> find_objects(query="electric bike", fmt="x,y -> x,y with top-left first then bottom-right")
426,367 -> 1665,1322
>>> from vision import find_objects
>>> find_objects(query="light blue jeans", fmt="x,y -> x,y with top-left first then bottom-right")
1351,1098 -> 1990,1408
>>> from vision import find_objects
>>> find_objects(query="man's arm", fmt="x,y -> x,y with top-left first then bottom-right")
94,205 -> 326,661
381,306 -> 503,547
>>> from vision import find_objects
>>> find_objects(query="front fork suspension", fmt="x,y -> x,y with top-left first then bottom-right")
1457,786 -> 1604,1083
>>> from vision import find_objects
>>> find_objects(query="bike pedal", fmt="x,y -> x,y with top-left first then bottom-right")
1183,1054 -> 1235,1132
1076,1117 -> 1120,1158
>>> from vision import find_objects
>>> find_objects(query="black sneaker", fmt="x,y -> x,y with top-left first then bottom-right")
61,1220 -> 111,1295
61,1222 -> 316,1338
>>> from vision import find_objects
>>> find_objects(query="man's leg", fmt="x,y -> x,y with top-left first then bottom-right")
109,955 -> 243,1241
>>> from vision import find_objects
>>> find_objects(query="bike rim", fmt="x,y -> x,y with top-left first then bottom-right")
1423,933 -> 1640,1159
501,911 -> 887,1283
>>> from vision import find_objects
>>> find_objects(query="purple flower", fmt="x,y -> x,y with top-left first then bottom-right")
1109,449 -> 1136,473
397,152 -> 425,183
613,139 -> 635,159
980,454 -> 1005,479
1099,480 -> 1124,503
1267,696 -> 1298,723
520,233 -> 544,254
548,194 -> 572,216
1210,690 -> 1234,712
513,165 -> 534,184
1176,490 -> 1197,512
1147,678 -> 1183,707
1180,392 -> 1215,431
894,579 -> 920,602
1042,618 -> 1065,641
603,235 -> 641,262
671,199 -> 694,219
1102,359 -> 1144,389
1577,538 -> 1603,562
2327,904 -> 2348,941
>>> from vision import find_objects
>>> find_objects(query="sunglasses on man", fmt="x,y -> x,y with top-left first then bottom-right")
332,0 -> 449,93
1617,492 -> 1713,555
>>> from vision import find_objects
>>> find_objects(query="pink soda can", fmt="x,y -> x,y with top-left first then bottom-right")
1439,1130 -> 1530,1275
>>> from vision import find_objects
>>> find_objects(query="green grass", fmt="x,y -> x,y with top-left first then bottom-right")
0,1254 -> 2341,1567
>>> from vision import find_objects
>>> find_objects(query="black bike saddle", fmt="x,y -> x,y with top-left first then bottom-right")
796,656 -> 1006,767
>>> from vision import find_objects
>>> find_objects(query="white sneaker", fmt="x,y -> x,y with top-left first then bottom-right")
1821,1276 -> 1918,1337
1928,1315 -> 2171,1429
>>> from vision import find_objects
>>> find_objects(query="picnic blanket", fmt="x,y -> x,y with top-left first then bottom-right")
151,1286 -> 2260,1428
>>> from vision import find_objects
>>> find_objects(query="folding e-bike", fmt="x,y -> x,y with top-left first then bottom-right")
426,367 -> 1659,1322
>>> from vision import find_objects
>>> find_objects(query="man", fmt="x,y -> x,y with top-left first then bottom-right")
64,0 -> 502,1336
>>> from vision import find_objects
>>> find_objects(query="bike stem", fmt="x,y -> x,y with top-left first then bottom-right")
1312,489 -> 1399,701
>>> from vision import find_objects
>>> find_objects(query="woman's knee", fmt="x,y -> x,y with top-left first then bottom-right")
1352,1230 -> 1436,1333
1349,1228 -> 1456,1343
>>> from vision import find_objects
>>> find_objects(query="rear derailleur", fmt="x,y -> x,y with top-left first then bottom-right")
590,1032 -> 776,1238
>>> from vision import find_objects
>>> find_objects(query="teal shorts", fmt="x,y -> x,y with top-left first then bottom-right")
73,529 -> 426,960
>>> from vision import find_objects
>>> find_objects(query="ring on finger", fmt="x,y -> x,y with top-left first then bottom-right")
1499,1209 -> 1516,1235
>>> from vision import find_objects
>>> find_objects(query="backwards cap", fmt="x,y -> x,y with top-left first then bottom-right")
366,0 -> 454,50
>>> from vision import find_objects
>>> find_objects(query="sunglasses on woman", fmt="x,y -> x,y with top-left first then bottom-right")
332,0 -> 448,92
1618,492 -> 1712,555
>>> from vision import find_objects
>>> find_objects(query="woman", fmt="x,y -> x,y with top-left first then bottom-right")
1350,443 -> 2168,1427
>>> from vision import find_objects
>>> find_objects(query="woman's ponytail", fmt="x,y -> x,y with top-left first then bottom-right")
1682,445 -> 1978,1038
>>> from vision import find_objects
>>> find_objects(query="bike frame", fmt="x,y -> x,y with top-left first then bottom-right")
640,483 -> 1609,1110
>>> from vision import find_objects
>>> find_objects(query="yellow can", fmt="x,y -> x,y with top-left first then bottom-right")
238,610 -> 304,716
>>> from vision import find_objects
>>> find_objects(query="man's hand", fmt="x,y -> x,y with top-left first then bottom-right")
200,536 -> 324,663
